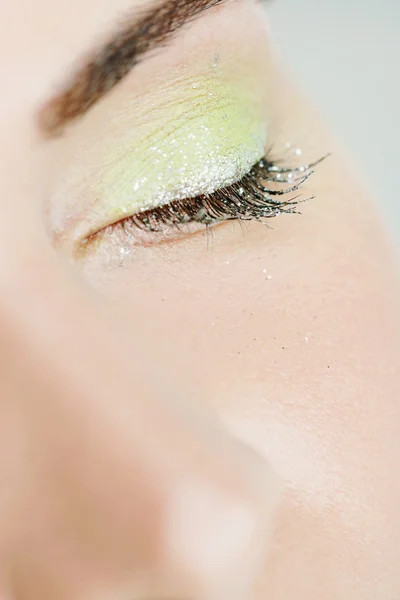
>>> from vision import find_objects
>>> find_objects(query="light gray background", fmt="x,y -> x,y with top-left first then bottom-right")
267,0 -> 400,251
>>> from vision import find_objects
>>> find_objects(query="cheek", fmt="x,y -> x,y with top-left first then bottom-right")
75,56 -> 400,595
78,150 -> 400,595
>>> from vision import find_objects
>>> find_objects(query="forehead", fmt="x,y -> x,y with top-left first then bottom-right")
0,0 -> 148,107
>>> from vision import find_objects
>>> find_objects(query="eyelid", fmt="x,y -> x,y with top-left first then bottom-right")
47,3 -> 273,247
99,81 -> 267,216
57,71 -> 269,246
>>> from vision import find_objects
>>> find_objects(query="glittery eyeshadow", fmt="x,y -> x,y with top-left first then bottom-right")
48,47 -> 271,246
92,70 -> 268,231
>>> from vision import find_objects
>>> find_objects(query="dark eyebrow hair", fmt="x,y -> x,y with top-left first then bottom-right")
39,0 -> 229,137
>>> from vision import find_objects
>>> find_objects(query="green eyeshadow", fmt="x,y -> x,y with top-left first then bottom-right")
95,71 -> 267,225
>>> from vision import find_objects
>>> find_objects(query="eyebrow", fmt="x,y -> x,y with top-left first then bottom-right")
39,0 -> 229,136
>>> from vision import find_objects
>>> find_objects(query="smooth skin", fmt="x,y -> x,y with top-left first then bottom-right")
0,1 -> 399,599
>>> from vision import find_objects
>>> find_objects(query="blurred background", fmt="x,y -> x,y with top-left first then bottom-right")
267,0 -> 400,252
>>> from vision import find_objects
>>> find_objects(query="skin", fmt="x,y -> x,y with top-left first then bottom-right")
0,0 -> 399,599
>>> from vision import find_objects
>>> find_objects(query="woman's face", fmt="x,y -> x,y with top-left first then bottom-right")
1,0 -> 399,597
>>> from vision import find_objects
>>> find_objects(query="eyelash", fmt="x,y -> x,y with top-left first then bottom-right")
84,151 -> 323,248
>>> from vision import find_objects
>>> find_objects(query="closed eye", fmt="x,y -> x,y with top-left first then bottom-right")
80,152 -> 324,250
